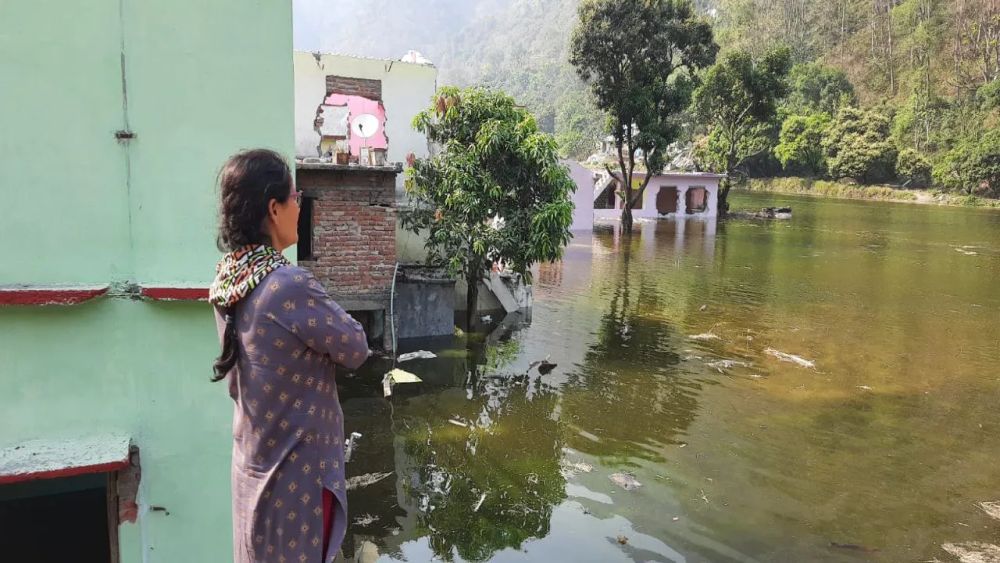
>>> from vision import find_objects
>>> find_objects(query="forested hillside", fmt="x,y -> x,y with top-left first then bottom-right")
294,0 -> 1000,196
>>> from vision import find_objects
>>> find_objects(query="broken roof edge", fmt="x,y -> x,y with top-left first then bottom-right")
296,50 -> 437,69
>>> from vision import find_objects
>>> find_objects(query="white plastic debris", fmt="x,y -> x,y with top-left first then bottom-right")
689,333 -> 720,341
346,471 -> 393,491
344,432 -> 362,463
473,492 -> 487,512
397,350 -> 436,362
980,501 -> 1000,521
382,368 -> 423,397
942,542 -> 1000,562
764,348 -> 816,369
447,419 -> 468,428
609,472 -> 642,491
706,359 -> 750,371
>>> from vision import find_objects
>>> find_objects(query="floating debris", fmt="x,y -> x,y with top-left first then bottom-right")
344,432 -> 362,463
672,516 -> 680,522
609,472 -> 642,491
346,471 -> 393,491
528,356 -> 558,375
447,419 -> 468,428
857,385 -> 873,391
382,368 -> 423,397
397,350 -> 437,362
706,359 -> 750,372
473,492 -> 488,512
560,460 -> 595,479
352,513 -> 379,526
699,304 -> 707,311
689,333 -> 721,341
979,501 -> 1000,521
616,535 -> 629,545
764,348 -> 816,369
954,247 -> 979,256
942,541 -> 1000,562
829,542 -> 879,553
481,314 -> 493,323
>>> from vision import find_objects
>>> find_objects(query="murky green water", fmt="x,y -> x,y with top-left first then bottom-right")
341,193 -> 1000,562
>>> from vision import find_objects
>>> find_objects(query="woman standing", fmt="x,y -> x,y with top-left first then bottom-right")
209,149 -> 369,562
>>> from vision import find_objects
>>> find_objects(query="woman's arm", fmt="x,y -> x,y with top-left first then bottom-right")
268,268 -> 370,370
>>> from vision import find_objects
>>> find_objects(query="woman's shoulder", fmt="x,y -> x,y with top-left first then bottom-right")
258,265 -> 321,298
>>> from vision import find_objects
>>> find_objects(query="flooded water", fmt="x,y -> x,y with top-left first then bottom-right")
340,193 -> 1000,562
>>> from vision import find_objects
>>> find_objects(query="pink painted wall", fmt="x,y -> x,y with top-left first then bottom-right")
323,93 -> 388,155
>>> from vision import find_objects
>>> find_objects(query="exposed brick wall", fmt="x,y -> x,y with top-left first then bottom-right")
325,75 -> 382,101
297,168 -> 396,305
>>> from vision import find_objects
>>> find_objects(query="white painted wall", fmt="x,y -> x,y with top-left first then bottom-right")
563,160 -> 597,232
294,52 -> 438,262
593,172 -> 724,220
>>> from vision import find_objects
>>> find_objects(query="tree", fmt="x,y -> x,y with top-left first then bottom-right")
570,0 -> 717,233
933,128 -> 1000,197
896,148 -> 933,187
774,112 -> 832,176
783,62 -> 857,116
403,87 -> 575,327
692,47 -> 792,214
822,107 -> 898,183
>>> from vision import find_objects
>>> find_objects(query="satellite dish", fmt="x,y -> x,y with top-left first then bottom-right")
351,114 -> 380,138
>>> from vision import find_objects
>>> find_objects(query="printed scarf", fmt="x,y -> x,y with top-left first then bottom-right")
209,245 -> 290,308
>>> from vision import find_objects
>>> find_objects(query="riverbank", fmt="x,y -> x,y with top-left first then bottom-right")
739,177 -> 1000,209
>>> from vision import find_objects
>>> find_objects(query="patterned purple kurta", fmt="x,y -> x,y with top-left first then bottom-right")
216,265 -> 368,563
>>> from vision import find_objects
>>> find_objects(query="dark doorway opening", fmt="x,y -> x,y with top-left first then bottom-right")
297,196 -> 315,261
685,187 -> 707,213
656,186 -> 678,214
0,473 -> 113,562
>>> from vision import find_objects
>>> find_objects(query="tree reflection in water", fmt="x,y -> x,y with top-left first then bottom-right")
395,367 -> 566,561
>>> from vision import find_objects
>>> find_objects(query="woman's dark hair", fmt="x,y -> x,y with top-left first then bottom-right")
212,149 -> 293,382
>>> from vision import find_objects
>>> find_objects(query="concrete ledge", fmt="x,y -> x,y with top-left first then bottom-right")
296,162 -> 402,173
334,297 -> 390,311
0,434 -> 132,485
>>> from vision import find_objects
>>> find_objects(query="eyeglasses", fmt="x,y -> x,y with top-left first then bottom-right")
287,190 -> 302,206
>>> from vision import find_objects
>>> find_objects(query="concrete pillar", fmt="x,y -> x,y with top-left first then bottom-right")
705,181 -> 718,218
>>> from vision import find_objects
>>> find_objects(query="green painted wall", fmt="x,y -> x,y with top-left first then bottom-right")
0,1 -> 293,561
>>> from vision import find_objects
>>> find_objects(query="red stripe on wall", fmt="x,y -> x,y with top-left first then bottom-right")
0,460 -> 131,485
139,287 -> 210,301
0,287 -> 109,306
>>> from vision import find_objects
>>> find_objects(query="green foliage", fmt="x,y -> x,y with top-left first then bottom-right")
773,112 -> 831,176
745,178 -> 918,202
933,128 -> 1000,197
692,47 -> 791,211
783,63 -> 857,116
896,148 -> 933,188
570,0 -> 718,229
978,80 -> 1000,110
822,107 -> 897,184
554,89 -> 605,159
891,93 -> 952,153
403,86 -> 575,291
